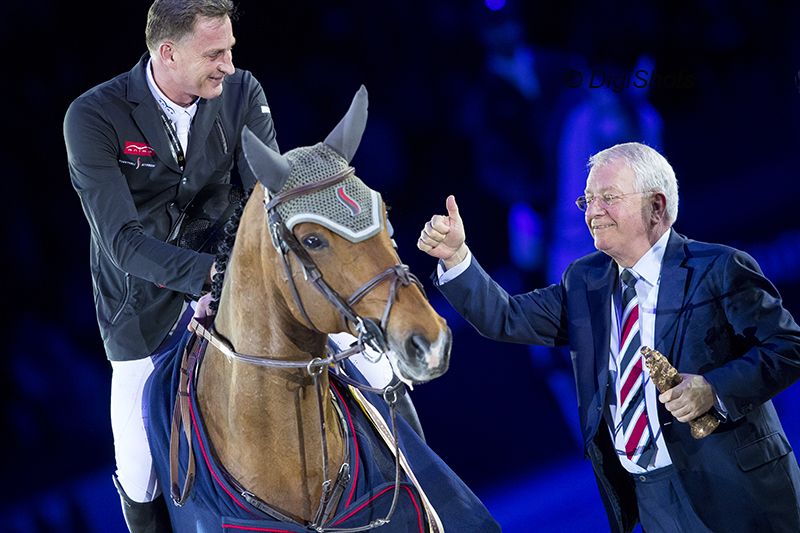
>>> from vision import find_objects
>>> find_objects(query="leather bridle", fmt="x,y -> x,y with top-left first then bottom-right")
264,166 -> 426,355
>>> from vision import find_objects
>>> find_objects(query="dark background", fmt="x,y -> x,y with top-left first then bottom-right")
3,0 -> 800,531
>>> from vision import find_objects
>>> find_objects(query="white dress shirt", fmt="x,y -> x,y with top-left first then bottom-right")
145,58 -> 198,156
437,249 -> 474,283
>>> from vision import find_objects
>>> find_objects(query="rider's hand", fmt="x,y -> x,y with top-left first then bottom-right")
188,292 -> 216,332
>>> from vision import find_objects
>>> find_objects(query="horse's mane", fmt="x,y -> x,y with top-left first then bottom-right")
208,187 -> 252,313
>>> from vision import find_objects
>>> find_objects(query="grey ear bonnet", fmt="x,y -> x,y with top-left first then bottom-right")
276,142 -> 383,243
242,85 -> 382,243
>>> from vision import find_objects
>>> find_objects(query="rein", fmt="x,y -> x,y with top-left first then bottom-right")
193,317 -> 403,397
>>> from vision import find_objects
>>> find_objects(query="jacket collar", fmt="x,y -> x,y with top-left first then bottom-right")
126,53 -> 153,105
184,94 -> 223,175
587,257 -> 617,403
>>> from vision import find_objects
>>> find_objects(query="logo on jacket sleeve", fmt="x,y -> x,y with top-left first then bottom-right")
124,141 -> 156,157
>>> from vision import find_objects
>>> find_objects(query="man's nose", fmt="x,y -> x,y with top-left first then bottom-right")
219,50 -> 235,75
585,198 -> 605,217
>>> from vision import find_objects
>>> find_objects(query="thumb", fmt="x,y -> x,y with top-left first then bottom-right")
446,195 -> 461,222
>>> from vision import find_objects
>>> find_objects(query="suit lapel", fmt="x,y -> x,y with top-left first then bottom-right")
131,104 -> 183,174
127,55 -> 183,174
587,259 -> 617,397
183,96 -> 223,176
655,230 -> 689,366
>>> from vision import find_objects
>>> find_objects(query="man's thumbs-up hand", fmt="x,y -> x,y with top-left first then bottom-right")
417,195 -> 469,269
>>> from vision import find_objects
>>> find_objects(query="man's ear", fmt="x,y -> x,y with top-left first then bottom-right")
157,41 -> 176,65
650,192 -> 667,224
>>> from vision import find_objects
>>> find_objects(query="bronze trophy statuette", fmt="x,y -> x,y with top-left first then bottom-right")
640,346 -> 720,439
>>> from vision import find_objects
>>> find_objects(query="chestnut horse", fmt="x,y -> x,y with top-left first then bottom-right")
146,87 -> 499,532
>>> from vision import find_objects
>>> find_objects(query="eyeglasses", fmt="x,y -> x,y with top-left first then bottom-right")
575,191 -> 650,212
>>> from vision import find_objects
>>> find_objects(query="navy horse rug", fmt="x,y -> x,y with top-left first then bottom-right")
145,326 -> 500,532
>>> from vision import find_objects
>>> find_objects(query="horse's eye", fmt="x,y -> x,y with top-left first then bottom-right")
301,234 -> 327,250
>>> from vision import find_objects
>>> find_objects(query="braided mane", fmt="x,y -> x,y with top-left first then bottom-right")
208,187 -> 252,312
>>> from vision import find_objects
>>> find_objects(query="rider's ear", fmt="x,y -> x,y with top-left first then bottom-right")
241,127 -> 290,194
324,85 -> 368,163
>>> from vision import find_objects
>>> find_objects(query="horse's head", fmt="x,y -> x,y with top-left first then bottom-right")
240,86 -> 450,384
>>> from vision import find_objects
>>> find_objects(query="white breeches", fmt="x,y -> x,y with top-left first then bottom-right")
110,356 -> 160,503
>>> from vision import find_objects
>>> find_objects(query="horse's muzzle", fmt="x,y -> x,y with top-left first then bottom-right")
392,327 -> 451,384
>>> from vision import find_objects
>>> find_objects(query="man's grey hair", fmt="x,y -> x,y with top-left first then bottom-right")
588,142 -> 679,224
146,0 -> 236,54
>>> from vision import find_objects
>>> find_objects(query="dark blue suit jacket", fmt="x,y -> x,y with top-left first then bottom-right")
437,230 -> 800,532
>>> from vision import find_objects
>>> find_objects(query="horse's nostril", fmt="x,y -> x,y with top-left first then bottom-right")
405,334 -> 430,361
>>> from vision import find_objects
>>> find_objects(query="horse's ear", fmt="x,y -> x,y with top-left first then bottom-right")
324,85 -> 368,163
241,126 -> 291,194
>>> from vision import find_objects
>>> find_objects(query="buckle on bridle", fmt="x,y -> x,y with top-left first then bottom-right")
269,220 -> 287,254
355,317 -> 388,355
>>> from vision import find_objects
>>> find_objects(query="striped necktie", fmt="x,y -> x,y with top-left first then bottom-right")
618,269 -> 656,467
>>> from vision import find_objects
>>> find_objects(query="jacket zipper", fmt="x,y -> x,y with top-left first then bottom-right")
214,118 -> 228,154
111,273 -> 131,324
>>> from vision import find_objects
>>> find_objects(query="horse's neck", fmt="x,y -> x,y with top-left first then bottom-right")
196,195 -> 345,521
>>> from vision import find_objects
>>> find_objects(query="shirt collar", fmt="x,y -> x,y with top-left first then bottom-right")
619,228 -> 671,287
145,58 -> 198,122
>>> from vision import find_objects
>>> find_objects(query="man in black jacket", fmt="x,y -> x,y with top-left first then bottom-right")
63,1 -> 277,530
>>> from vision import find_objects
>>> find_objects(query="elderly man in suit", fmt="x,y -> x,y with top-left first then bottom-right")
417,142 -> 800,532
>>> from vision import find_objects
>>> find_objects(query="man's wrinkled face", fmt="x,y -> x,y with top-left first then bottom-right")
584,160 -> 651,266
171,15 -> 235,103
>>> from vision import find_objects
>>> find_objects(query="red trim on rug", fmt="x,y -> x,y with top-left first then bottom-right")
407,485 -> 424,533
331,485 -> 422,532
188,378 -> 254,514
